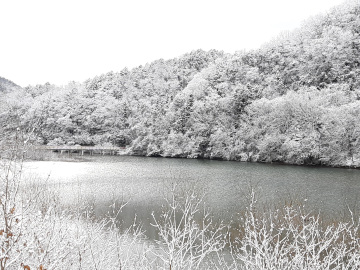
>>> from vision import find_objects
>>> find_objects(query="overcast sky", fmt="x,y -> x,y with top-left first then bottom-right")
1,0 -> 346,87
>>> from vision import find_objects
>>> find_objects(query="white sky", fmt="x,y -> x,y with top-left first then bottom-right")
1,0 -> 346,87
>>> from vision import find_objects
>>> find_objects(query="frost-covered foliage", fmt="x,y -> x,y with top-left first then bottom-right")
230,189 -> 360,270
1,1 -> 360,167
151,183 -> 226,269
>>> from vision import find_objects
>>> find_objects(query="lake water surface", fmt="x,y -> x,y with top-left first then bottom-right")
24,156 -> 360,237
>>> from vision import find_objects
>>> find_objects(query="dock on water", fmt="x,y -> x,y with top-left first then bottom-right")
38,145 -> 126,156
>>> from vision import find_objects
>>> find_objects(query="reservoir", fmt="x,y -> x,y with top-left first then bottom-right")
24,156 -> 360,238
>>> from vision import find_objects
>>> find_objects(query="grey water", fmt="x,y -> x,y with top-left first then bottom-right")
24,156 -> 360,238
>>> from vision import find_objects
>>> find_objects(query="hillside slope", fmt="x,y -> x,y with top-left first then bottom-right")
0,76 -> 21,92
1,0 -> 359,168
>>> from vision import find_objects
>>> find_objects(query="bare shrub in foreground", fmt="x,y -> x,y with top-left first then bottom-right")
231,188 -> 360,270
151,183 -> 227,270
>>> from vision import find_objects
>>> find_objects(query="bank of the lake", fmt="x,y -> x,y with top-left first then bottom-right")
29,145 -> 360,170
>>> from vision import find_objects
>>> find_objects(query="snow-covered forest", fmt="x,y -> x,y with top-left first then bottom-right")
1,0 -> 360,167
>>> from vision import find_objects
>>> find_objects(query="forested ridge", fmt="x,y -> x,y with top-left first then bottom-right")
1,0 -> 360,167
0,76 -> 20,92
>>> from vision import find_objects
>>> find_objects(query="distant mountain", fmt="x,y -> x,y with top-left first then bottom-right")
0,76 -> 21,92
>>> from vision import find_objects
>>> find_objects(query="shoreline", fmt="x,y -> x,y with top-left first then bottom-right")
26,149 -> 360,170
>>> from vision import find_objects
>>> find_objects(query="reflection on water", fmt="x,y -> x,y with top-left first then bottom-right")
23,156 -> 360,238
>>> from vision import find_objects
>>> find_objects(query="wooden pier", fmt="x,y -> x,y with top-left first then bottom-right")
37,145 -> 126,156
